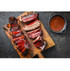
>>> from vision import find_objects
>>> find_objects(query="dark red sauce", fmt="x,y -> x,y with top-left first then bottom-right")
50,16 -> 65,32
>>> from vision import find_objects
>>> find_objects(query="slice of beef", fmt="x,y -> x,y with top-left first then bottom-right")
21,12 -> 38,23
27,28 -> 41,35
33,36 -> 43,43
28,29 -> 42,39
23,20 -> 41,31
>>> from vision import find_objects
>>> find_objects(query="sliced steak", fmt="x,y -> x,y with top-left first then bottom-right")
33,36 -> 43,43
27,28 -> 41,35
21,13 -> 38,23
28,29 -> 42,39
23,20 -> 41,31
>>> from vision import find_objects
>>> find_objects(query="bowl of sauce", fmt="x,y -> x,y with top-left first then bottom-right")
49,14 -> 67,33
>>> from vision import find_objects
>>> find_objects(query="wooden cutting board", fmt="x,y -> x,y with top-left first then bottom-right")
3,12 -> 55,58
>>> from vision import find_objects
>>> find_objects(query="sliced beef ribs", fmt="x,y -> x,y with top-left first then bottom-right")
21,12 -> 38,23
23,20 -> 41,31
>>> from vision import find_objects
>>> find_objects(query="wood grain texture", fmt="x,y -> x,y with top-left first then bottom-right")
40,22 -> 55,49
3,12 -> 55,58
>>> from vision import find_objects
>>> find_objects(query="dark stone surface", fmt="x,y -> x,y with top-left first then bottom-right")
0,12 -> 70,58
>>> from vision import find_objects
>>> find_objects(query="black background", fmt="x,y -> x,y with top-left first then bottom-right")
0,12 -> 70,58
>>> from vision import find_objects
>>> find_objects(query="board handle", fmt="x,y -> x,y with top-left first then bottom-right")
37,52 -> 44,58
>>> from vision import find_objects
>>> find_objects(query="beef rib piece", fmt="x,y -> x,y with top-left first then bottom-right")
21,12 -> 38,23
23,20 -> 41,31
